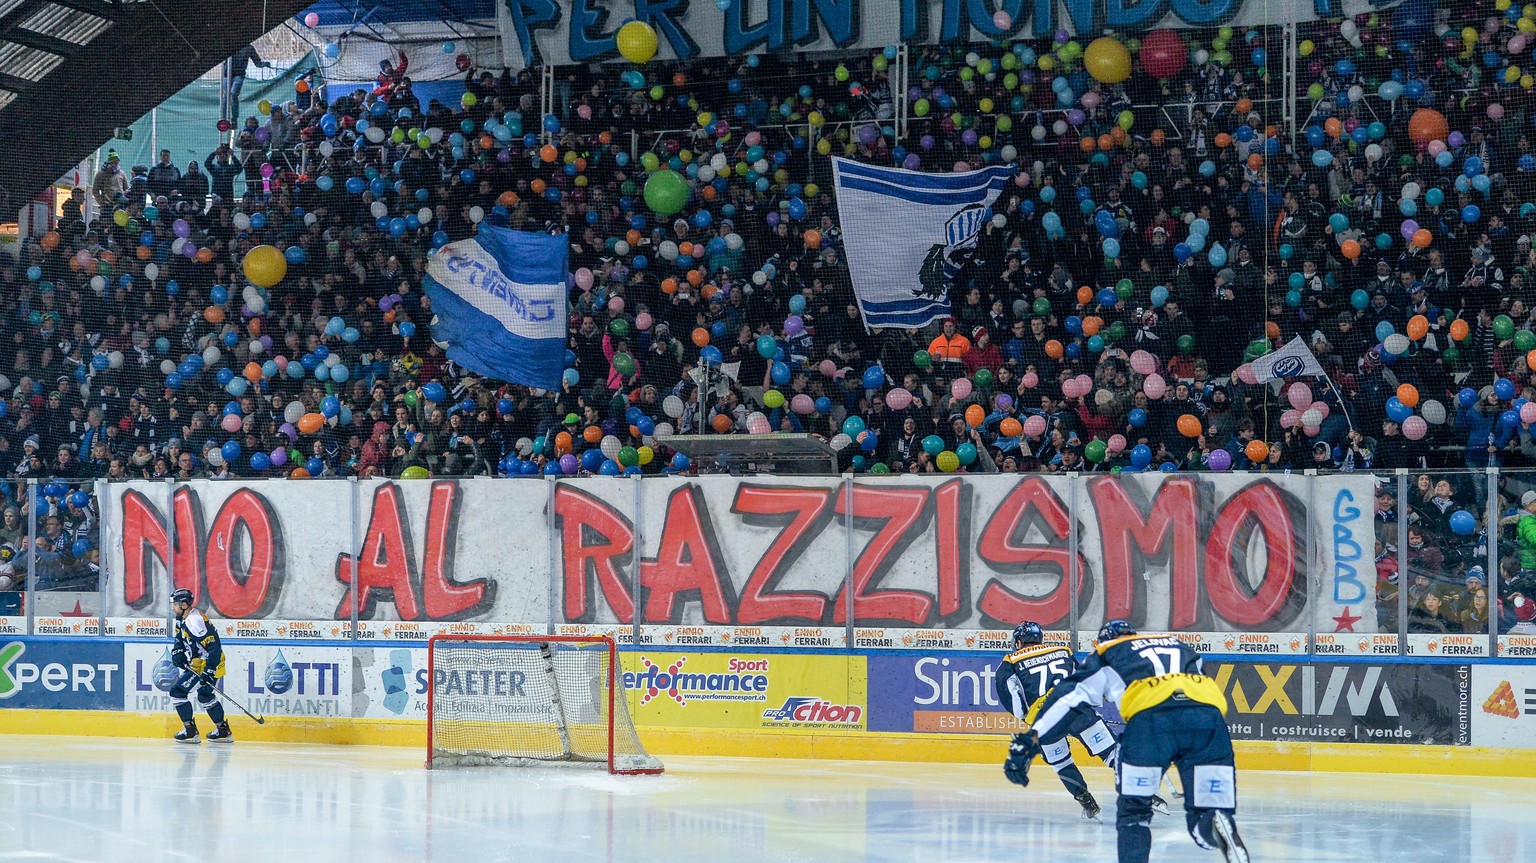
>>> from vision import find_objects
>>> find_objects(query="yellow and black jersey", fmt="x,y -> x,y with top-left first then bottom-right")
1032,634 -> 1226,740
174,608 -> 226,679
995,645 -> 1074,722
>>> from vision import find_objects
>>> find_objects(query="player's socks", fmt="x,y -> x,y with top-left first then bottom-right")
174,723 -> 200,744
206,722 -> 233,743
207,701 -> 227,726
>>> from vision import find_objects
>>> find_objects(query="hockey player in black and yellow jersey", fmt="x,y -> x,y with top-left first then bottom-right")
996,622 -> 1119,820
1027,620 -> 1248,863
170,588 -> 232,744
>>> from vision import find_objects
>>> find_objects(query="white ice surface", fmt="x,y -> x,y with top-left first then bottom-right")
0,735 -> 1532,862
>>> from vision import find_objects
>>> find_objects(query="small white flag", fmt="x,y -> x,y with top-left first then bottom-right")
1251,336 -> 1326,382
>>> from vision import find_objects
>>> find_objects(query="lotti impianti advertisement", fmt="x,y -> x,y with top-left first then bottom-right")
122,643 -> 350,718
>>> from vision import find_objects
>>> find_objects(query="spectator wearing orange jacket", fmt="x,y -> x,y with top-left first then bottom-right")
927,318 -> 971,375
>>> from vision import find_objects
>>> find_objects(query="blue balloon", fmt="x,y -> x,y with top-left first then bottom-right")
815,397 -> 832,414
1449,510 -> 1478,536
422,381 -> 447,402
861,366 -> 884,389
321,395 -> 341,418
1385,397 -> 1413,423
306,457 -> 325,476
1128,408 -> 1148,428
1129,444 -> 1152,468
700,345 -> 723,365
221,440 -> 241,462
1096,287 -> 1118,307
1458,387 -> 1478,407
1462,204 -> 1481,223
251,452 -> 271,471
1496,378 -> 1517,401
1150,286 -> 1169,307
1375,321 -> 1395,343
772,362 -> 793,385
399,322 -> 416,338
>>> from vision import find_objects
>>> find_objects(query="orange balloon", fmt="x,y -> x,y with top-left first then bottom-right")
1450,319 -> 1470,341
1528,350 -> 1536,372
1340,239 -> 1361,260
530,178 -> 546,195
40,231 -> 59,250
1110,127 -> 1128,146
1234,98 -> 1253,116
686,269 -> 703,287
1045,339 -> 1064,359
136,246 -> 152,260
679,242 -> 694,257
1406,315 -> 1429,341
289,467 -> 310,479
1247,153 -> 1263,170
965,405 -> 986,427
583,425 -> 603,443
204,306 -> 225,324
297,413 -> 325,434
1396,384 -> 1420,409
1324,117 -> 1343,138
1263,321 -> 1279,340
1177,414 -> 1202,437
672,72 -> 687,86
479,135 -> 494,150
711,413 -> 733,433
555,432 -> 573,453
803,229 -> 822,248
999,418 -> 1023,437
295,79 -> 310,94
1097,134 -> 1113,152
661,277 -> 678,295
692,327 -> 710,347
539,144 -> 558,163
1081,316 -> 1102,337
1245,440 -> 1269,462
626,229 -> 641,246
1150,129 -> 1166,147
1080,136 -> 1096,153
701,283 -> 718,300
244,362 -> 263,383
700,185 -> 717,201
1411,229 -> 1432,249
1214,133 -> 1233,148
247,319 -> 262,337
1407,108 -> 1449,145
598,131 -> 613,145
99,250 -> 117,265
497,191 -> 519,207
1076,286 -> 1094,305
196,248 -> 214,263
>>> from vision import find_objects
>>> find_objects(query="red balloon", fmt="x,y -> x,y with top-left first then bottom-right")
1140,30 -> 1188,79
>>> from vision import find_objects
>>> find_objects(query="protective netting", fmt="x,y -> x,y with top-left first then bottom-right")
427,637 -> 661,774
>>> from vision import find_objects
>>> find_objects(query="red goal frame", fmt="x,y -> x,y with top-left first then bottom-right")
425,634 -> 663,775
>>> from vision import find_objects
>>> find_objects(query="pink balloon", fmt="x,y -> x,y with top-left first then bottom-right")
75,249 -> 92,267
577,104 -> 593,120
1080,91 -> 1102,110
1287,383 -> 1313,410
886,387 -> 913,410
1143,374 -> 1167,400
1021,371 -> 1039,389
607,296 -> 624,313
1427,139 -> 1446,157
1280,409 -> 1300,429
993,10 -> 1012,29
1237,363 -> 1258,385
748,417 -> 772,435
953,161 -> 971,172
1129,350 -> 1158,376
819,359 -> 837,378
1304,424 -> 1322,437
274,355 -> 288,370
1313,402 -> 1331,419
1014,172 -> 1030,188
1022,415 -> 1047,437
635,312 -> 653,331
1489,103 -> 1506,121
1520,403 -> 1536,425
791,394 -> 815,415
575,268 -> 594,290
744,131 -> 762,147
1402,415 -> 1428,440
260,163 -> 275,179
221,413 -> 242,433
1075,374 -> 1093,393
1107,434 -> 1127,454
951,377 -> 973,400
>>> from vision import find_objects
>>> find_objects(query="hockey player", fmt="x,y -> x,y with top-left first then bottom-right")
996,621 -> 1119,819
1022,621 -> 1247,863
169,588 -> 232,744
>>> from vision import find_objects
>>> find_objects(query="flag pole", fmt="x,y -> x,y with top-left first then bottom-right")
1319,372 -> 1356,435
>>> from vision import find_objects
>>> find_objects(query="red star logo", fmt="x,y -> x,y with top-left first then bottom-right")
1333,607 -> 1362,632
60,601 -> 92,618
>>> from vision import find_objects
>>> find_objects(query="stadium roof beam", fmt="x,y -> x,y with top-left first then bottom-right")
6,27 -> 83,57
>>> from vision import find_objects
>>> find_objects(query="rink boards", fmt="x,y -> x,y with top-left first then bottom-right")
1,635 -> 1534,776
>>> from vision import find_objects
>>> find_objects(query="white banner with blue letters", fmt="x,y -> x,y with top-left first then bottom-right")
832,157 -> 1013,330
422,225 -> 568,390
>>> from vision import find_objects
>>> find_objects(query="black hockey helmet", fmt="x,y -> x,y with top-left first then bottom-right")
1098,619 -> 1137,643
1012,621 -> 1043,648
170,588 -> 195,606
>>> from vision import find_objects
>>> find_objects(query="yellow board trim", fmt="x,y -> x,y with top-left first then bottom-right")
4,709 -> 1534,778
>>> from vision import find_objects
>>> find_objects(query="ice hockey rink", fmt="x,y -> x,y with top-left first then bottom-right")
1,735 -> 1531,862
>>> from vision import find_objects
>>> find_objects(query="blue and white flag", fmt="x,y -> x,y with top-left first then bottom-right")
831,157 -> 1014,329
422,225 -> 568,389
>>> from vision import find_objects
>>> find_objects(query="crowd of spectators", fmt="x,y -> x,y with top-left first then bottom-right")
7,4 -> 1536,631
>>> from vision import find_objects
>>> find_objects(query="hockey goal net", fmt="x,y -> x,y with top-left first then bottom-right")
426,635 -> 663,775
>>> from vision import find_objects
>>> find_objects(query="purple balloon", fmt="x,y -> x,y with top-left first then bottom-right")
600,419 -> 619,436
559,453 -> 578,474
857,125 -> 879,146
279,422 -> 297,443
766,211 -> 780,227
1207,449 -> 1233,471
1066,109 -> 1087,127
269,447 -> 288,467
932,86 -> 946,99
181,243 -> 198,259
907,87 -> 924,101
259,335 -> 273,351
784,315 -> 805,336
497,148 -> 512,163
903,153 -> 921,170
254,126 -> 271,145
961,129 -> 979,146
1400,219 -> 1420,240
996,394 -> 1013,410
1448,131 -> 1466,149
173,219 -> 191,239
920,135 -> 935,150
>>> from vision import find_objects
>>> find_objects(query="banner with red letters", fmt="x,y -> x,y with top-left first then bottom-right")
96,473 -> 1377,651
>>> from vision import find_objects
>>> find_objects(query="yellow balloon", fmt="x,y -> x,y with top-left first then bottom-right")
637,446 -> 654,466
616,20 -> 658,63
808,110 -> 825,127
1508,66 -> 1523,83
804,183 -> 819,198
937,451 -> 960,472
979,97 -> 994,113
1084,37 -> 1131,83
1498,0 -> 1512,9
1524,74 -> 1535,89
816,138 -> 832,155
113,209 -> 128,227
1038,54 -> 1056,71
696,112 -> 713,127
257,99 -> 272,115
1299,39 -> 1314,57
1522,17 -> 1536,33
242,244 -> 288,288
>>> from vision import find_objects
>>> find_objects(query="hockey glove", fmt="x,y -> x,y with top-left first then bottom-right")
1003,732 -> 1040,787
190,658 -> 206,675
171,647 -> 189,670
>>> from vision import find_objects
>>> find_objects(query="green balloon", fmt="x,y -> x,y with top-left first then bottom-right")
1033,297 -> 1051,315
1516,331 -> 1536,353
1116,278 -> 1134,299
870,462 -> 891,475
1495,315 -> 1516,341
640,151 -> 661,172
1443,344 -> 1461,362
643,169 -> 690,216
1177,334 -> 1195,355
1085,440 -> 1108,463
401,466 -> 430,479
913,350 -> 933,369
618,446 -> 639,467
612,350 -> 635,375
404,390 -> 420,409
1245,339 -> 1271,359
1107,321 -> 1126,342
610,319 -> 631,338
974,368 -> 994,390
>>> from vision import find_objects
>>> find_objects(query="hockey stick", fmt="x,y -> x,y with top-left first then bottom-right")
200,672 -> 266,725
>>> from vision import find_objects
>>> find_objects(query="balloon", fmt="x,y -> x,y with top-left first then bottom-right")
1140,30 -> 1187,78
1177,414 -> 1202,437
1084,37 -> 1131,83
643,170 -> 690,216
1022,416 -> 1047,437
922,435 -> 945,456
616,20 -> 659,63
1449,510 -> 1478,536
1402,416 -> 1428,441
242,245 -> 287,287
951,378 -> 973,400
1407,108 -> 1449,145
1207,449 -> 1232,471
1397,384 -> 1420,409
936,451 -> 960,472
1245,440 -> 1269,462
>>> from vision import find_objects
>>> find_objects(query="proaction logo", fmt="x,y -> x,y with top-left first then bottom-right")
762,696 -> 862,725
623,656 -> 770,706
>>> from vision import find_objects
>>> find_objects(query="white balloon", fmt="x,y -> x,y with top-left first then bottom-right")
1348,85 -> 1364,104
658,241 -> 679,261
1032,125 -> 1047,141
1401,182 -> 1421,200
232,213 -> 251,230
1193,49 -> 1210,65
285,401 -> 305,424
145,263 -> 159,281
1052,120 -> 1068,136
1365,143 -> 1382,162
753,158 -> 769,174
992,214 -> 1007,228
170,238 -> 187,254
516,437 -> 533,456
325,353 -> 342,367
249,340 -> 264,355
1422,399 -> 1447,424
663,395 -> 685,418
160,359 -> 176,375
654,422 -> 674,438
1340,19 -> 1358,39
710,153 -> 728,171
697,165 -> 716,183
248,296 -> 266,313
202,346 -> 221,366
614,240 -> 630,255
426,127 -> 444,143
417,207 -> 432,225
206,449 -> 225,467
364,126 -> 387,143
469,206 -> 484,223
107,350 -> 124,369
600,434 -> 621,460
1384,333 -> 1410,355
319,141 -> 334,157
725,233 -> 744,251
830,433 -> 852,451
370,201 -> 388,219
753,270 -> 767,285
1000,144 -> 1018,162
90,275 -> 106,291
304,212 -> 318,226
